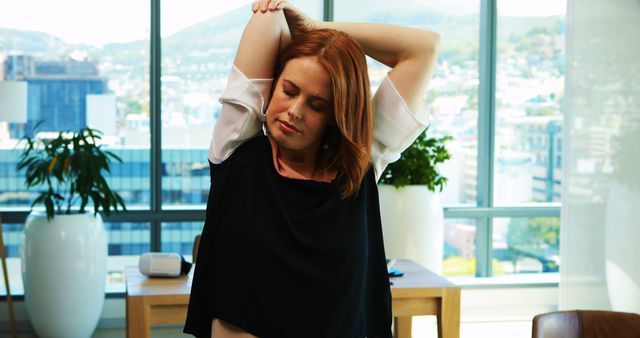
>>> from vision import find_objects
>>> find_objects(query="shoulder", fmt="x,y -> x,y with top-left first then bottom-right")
370,75 -> 430,181
373,75 -> 429,124
228,134 -> 268,160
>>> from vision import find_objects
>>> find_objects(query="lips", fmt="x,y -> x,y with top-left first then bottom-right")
279,120 -> 301,135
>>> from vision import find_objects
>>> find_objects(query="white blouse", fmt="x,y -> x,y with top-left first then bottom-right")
208,64 -> 429,182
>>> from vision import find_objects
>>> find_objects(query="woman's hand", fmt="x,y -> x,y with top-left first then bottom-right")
251,0 -> 317,38
251,0 -> 283,13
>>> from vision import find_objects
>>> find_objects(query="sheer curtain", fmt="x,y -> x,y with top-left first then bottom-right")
560,0 -> 640,311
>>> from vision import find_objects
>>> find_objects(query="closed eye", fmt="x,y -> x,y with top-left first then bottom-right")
310,102 -> 327,112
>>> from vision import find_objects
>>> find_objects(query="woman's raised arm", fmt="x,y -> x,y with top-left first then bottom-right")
254,0 -> 440,114
234,5 -> 292,94
315,21 -> 440,113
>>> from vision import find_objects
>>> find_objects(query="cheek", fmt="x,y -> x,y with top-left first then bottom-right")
266,95 -> 286,117
265,99 -> 279,123
308,114 -> 331,134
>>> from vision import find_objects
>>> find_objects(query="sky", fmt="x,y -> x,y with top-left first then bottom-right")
498,0 -> 566,17
0,0 -> 566,47
0,0 -> 253,46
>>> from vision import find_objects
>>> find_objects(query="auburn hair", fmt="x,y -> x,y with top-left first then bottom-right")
274,29 -> 373,199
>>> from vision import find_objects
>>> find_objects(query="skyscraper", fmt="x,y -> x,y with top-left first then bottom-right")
3,54 -> 108,137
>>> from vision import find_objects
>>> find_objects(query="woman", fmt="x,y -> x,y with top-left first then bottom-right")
184,1 -> 440,337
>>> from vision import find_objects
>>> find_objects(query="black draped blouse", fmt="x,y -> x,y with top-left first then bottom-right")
184,135 -> 392,338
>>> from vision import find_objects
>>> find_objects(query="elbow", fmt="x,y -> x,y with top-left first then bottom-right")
394,31 -> 441,66
416,31 -> 440,65
423,31 -> 441,56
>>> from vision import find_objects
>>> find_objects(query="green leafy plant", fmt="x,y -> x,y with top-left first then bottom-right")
379,127 -> 452,191
17,126 -> 126,220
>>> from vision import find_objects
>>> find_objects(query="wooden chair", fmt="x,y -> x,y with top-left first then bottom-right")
532,310 -> 640,338
192,234 -> 201,262
0,214 -> 17,338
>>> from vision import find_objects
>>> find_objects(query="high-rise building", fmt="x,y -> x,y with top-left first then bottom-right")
3,54 -> 108,137
527,118 -> 563,202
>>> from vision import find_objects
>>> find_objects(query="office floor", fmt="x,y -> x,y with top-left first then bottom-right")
90,315 -> 534,338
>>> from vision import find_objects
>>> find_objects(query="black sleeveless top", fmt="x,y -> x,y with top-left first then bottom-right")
184,135 -> 392,338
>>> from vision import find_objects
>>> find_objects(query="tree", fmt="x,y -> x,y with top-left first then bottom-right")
506,217 -> 560,272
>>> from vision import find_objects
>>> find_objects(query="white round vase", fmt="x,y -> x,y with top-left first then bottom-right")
604,181 -> 640,312
378,185 -> 444,274
21,211 -> 107,338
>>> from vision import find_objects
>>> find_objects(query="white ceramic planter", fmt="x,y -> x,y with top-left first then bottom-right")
378,185 -> 444,273
604,181 -> 640,313
21,211 -> 107,338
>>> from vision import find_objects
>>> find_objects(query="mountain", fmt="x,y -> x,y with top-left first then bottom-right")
0,27 -> 98,56
1,5 -> 563,70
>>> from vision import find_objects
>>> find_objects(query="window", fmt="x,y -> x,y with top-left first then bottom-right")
106,222 -> 151,255
161,222 -> 204,256
159,1 -> 251,207
494,0 -> 565,205
0,0 -> 564,280
493,217 -> 560,274
443,219 -> 477,276
335,0 -> 481,206
159,0 -> 323,208
0,0 -> 151,268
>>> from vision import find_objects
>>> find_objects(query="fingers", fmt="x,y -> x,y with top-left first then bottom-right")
269,0 -> 284,10
251,0 -> 284,13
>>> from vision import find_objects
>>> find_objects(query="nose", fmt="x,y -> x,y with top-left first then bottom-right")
288,97 -> 304,120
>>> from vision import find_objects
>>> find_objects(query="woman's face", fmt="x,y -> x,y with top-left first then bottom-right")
266,56 -> 333,159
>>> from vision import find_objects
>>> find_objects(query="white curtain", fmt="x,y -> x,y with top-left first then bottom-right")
560,0 -> 640,311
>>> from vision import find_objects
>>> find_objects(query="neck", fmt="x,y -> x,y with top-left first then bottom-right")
278,145 -> 316,165
274,139 -> 324,177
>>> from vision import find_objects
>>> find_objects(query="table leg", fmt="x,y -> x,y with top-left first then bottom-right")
127,296 -> 151,338
394,316 -> 412,338
437,288 -> 461,338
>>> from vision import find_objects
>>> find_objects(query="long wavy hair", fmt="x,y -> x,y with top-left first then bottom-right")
273,29 -> 373,199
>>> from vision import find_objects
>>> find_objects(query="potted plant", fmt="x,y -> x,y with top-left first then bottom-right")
17,126 -> 126,338
378,128 -> 451,273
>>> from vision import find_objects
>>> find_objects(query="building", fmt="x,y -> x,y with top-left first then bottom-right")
3,54 -> 108,138
0,146 -> 210,257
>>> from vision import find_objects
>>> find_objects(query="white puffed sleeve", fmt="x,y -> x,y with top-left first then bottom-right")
208,65 -> 274,164
371,75 -> 430,181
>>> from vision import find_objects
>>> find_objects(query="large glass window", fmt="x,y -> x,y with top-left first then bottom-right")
0,0 -> 566,280
335,0 -> 481,206
159,1 -> 324,208
0,0 -> 151,210
493,0 -> 566,205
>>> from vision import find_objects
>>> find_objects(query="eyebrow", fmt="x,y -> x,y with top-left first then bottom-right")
282,79 -> 331,105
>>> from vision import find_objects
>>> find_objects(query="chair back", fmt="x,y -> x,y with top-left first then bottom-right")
193,234 -> 201,262
532,310 -> 640,338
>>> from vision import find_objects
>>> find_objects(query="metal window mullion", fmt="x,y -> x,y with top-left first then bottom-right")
444,205 -> 561,219
150,0 -> 162,252
324,0 -> 333,22
476,0 -> 497,277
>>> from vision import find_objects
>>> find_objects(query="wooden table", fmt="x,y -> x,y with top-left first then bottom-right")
390,260 -> 461,338
125,259 -> 460,338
